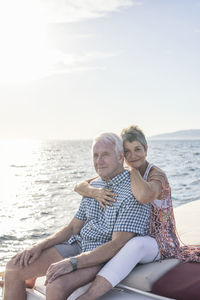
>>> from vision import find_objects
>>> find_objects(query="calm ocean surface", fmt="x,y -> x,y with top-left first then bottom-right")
0,139 -> 200,268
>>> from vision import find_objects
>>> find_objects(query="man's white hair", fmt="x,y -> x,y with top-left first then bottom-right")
92,132 -> 123,154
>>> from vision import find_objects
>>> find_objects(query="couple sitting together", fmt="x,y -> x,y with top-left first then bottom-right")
2,125 -> 200,300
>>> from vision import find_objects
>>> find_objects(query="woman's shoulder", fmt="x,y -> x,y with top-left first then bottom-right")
148,165 -> 168,181
148,164 -> 170,200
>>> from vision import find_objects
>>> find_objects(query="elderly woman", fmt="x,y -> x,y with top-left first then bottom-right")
73,125 -> 200,300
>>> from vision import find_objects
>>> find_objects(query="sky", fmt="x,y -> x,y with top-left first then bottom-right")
0,0 -> 200,140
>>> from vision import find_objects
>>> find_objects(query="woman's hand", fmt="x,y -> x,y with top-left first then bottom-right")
93,188 -> 117,209
45,259 -> 73,285
12,244 -> 43,268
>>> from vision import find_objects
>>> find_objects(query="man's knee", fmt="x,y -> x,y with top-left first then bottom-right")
46,279 -> 70,299
5,258 -> 32,282
5,259 -> 21,278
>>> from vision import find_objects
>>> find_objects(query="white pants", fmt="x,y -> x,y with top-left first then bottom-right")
98,236 -> 160,287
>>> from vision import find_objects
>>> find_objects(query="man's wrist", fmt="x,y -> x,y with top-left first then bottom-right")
69,257 -> 78,271
35,242 -> 44,251
37,240 -> 49,251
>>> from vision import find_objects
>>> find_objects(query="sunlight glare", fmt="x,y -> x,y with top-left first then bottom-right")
0,140 -> 42,203
0,140 -> 43,239
0,0 -> 51,83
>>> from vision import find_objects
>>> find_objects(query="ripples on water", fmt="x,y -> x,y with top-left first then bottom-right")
0,139 -> 200,267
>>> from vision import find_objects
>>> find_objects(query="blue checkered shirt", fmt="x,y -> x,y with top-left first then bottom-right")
68,170 -> 150,252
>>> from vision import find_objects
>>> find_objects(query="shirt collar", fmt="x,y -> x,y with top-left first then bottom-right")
101,169 -> 129,187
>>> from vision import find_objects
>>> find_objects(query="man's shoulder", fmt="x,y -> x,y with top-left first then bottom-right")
90,176 -> 106,188
117,169 -> 130,182
115,170 -> 131,194
109,170 -> 130,188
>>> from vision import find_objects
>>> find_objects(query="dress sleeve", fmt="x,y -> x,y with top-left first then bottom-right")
147,166 -> 170,200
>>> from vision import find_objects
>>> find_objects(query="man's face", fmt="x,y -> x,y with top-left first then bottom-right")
93,140 -> 123,180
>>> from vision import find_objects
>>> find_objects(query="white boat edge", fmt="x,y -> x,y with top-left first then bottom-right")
26,282 -> 175,300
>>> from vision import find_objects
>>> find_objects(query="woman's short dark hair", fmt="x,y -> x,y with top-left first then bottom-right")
120,125 -> 147,149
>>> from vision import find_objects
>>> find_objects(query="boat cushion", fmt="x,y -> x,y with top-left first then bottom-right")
120,258 -> 180,291
152,262 -> 200,299
34,277 -> 46,295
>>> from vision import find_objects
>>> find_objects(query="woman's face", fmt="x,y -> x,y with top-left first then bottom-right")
123,140 -> 147,169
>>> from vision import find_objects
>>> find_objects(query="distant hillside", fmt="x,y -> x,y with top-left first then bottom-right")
149,129 -> 200,140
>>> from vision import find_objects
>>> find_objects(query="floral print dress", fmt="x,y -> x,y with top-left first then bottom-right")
144,163 -> 200,262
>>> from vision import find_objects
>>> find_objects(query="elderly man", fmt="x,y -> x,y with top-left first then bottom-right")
3,133 -> 150,300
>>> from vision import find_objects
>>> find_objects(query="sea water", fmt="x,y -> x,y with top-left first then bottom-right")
0,139 -> 200,269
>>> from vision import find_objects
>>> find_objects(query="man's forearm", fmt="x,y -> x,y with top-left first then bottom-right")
75,232 -> 135,268
37,226 -> 73,251
37,218 -> 84,251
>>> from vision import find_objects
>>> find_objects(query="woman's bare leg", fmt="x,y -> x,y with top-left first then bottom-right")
3,247 -> 63,300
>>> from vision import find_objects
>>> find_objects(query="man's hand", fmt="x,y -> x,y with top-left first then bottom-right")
12,244 -> 43,268
45,259 -> 73,285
